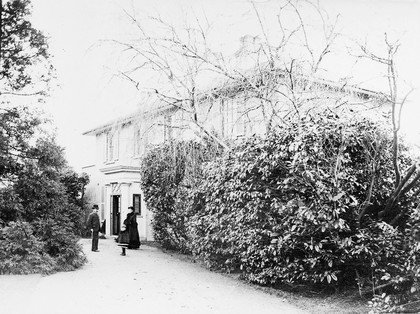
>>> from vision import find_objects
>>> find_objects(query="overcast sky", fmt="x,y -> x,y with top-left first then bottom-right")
30,0 -> 420,171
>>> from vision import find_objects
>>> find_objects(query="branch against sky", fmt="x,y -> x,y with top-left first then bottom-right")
112,0 -> 360,148
356,35 -> 419,225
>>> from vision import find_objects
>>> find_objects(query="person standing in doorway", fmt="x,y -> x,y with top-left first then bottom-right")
86,204 -> 101,252
125,206 -> 140,249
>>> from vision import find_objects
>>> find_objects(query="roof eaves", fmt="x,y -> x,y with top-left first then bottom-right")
82,104 -> 176,136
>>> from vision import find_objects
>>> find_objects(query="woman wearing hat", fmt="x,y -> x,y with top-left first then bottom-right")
117,207 -> 140,256
125,206 -> 140,249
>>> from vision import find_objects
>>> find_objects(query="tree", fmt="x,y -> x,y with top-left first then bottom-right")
113,1 -> 352,150
1,0 -> 53,182
354,36 -> 420,228
0,0 -> 87,273
0,106 -> 43,182
0,0 -> 51,93
10,137 -> 88,230
0,137 -> 88,272
116,1 -> 420,228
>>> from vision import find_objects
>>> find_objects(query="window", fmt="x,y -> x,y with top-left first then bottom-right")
100,186 -> 105,218
107,132 -> 113,161
221,99 -> 236,138
105,131 -> 119,162
133,194 -> 141,215
164,115 -> 173,142
134,125 -> 148,157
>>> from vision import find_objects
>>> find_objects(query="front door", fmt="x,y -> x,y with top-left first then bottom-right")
111,195 -> 121,235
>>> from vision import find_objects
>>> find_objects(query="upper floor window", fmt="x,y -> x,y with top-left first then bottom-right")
105,131 -> 119,163
221,97 -> 248,139
164,115 -> 173,142
134,124 -> 148,157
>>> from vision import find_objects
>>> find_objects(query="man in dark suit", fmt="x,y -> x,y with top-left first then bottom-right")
86,204 -> 101,252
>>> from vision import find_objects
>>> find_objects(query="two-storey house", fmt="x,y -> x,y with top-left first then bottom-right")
82,71 -> 389,241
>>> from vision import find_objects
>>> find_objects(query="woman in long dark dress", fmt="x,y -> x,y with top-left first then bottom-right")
125,206 -> 141,249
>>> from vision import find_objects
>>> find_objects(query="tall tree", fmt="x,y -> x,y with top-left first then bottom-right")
113,1 -> 353,150
0,0 -> 51,94
0,0 -> 52,183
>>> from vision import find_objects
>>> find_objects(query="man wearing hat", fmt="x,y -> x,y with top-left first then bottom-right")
86,204 -> 101,252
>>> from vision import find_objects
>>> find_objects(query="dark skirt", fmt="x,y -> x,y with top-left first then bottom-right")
128,225 -> 141,249
117,230 -> 130,247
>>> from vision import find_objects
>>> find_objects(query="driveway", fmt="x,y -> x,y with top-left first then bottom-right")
0,238 -> 308,314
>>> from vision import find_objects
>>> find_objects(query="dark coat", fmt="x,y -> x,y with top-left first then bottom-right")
86,212 -> 101,232
117,230 -> 130,247
124,213 -> 140,249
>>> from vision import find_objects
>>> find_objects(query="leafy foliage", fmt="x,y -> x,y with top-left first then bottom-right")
0,135 -> 88,273
141,113 -> 420,306
140,140 -> 221,252
1,0 -> 51,91
188,114 -> 418,288
0,106 -> 43,180
0,219 -> 86,274
0,1 -> 87,274
0,221 -> 55,274
33,218 -> 87,271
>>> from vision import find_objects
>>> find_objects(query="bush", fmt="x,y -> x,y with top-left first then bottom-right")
0,221 -> 56,274
0,218 -> 87,274
33,218 -> 87,271
186,114 -> 418,290
140,113 -> 420,307
1,110 -> 89,274
140,140 -> 220,252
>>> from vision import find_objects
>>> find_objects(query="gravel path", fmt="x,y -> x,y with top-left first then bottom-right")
0,238 -> 308,314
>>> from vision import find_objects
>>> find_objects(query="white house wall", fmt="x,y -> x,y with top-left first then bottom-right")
83,121 -> 154,241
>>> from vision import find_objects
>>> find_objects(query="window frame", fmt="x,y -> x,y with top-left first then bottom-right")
132,194 -> 141,215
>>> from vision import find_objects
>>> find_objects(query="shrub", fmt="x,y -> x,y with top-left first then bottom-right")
140,140 -> 220,252
0,221 -> 56,274
33,217 -> 87,271
187,114 -> 418,291
1,110 -> 88,274
140,113 -> 420,307
0,218 -> 87,274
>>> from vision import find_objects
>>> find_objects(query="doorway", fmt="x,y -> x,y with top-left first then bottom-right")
111,195 -> 121,235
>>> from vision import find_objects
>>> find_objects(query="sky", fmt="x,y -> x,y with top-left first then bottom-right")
29,0 -> 420,171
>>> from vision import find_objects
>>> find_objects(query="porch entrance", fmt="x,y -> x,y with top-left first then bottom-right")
110,195 -> 121,235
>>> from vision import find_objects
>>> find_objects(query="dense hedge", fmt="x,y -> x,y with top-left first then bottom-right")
140,114 -> 420,305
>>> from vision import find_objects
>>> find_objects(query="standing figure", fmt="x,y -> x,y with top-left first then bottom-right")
86,204 -> 101,252
125,206 -> 141,249
117,224 -> 129,256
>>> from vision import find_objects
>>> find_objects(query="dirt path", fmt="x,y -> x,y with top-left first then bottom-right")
0,238 -> 308,314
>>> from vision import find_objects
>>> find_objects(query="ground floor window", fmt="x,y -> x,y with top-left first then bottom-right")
133,194 -> 141,215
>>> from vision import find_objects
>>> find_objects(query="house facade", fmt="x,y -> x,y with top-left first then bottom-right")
82,109 -> 173,240
82,73 -> 388,241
